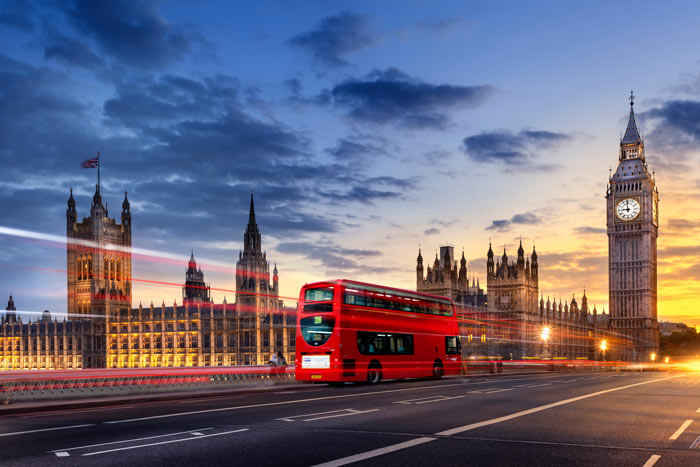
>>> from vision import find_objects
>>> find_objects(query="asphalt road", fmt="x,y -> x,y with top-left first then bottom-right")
1,371 -> 698,466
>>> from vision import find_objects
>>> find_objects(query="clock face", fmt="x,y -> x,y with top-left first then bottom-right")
616,198 -> 640,221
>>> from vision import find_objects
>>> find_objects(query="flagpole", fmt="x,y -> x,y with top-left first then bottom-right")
97,151 -> 101,194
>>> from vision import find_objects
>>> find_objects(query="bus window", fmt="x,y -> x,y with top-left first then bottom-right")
445,336 -> 461,355
357,331 -> 414,355
305,287 -> 334,302
300,315 -> 335,347
344,288 -> 366,306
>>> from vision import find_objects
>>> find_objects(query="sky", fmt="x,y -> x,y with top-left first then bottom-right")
2,1 -> 700,327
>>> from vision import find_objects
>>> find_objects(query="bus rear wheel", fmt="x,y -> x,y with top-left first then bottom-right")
367,362 -> 382,384
433,360 -> 444,379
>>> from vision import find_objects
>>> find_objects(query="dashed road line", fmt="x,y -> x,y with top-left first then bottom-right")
49,427 -> 215,455
642,454 -> 661,467
669,420 -> 693,440
276,408 -> 379,422
81,428 -> 249,456
394,395 -> 464,405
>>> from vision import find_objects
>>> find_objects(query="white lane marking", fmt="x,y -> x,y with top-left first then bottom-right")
416,396 -> 463,404
21,406 -> 136,418
526,383 -> 551,387
696,407 -> 700,413
394,395 -> 464,405
277,409 -> 357,422
276,408 -> 379,422
669,420 -> 693,440
467,388 -> 514,394
0,424 -> 95,438
54,452 -> 70,457
437,375 -> 681,437
312,437 -> 436,467
312,375 -> 682,467
50,428 -> 214,452
689,434 -> 700,449
178,395 -> 244,404
304,409 -> 380,422
82,428 -> 249,456
190,432 -> 205,436
642,454 -> 661,467
104,382 -> 465,424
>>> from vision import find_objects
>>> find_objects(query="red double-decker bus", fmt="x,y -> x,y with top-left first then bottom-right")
295,279 -> 461,384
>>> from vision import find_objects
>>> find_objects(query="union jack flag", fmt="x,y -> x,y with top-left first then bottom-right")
81,156 -> 99,168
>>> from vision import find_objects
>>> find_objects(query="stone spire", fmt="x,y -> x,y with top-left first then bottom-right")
620,90 -> 645,162
487,243 -> 494,276
517,238 -> 525,268
67,188 -> 77,226
243,192 -> 262,257
621,91 -> 641,146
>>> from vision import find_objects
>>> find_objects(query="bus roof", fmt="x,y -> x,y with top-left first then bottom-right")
301,279 -> 454,305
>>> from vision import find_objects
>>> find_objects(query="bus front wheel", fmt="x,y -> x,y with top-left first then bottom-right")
433,360 -> 444,379
367,362 -> 382,384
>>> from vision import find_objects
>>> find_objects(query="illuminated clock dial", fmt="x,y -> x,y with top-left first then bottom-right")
616,198 -> 640,221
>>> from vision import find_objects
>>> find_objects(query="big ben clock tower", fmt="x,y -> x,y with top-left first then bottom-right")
606,92 -> 659,361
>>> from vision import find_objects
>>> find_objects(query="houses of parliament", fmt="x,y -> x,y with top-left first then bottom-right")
0,95 -> 659,369
0,186 -> 295,370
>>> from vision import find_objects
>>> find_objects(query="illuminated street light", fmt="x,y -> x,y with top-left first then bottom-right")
650,353 -> 656,362
540,327 -> 550,342
600,340 -> 607,362
540,326 -> 550,360
664,356 -> 670,364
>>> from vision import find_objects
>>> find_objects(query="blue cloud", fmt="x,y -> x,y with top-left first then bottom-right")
486,211 -> 541,232
462,129 -> 570,167
289,12 -> 373,68
330,68 -> 493,129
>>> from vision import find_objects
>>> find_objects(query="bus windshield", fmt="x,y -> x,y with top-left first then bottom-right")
300,315 -> 335,346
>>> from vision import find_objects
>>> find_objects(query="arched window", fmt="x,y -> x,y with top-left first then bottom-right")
104,258 -> 109,282
117,260 -> 121,282
88,256 -> 92,279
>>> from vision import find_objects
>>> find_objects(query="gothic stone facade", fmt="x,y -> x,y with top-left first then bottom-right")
0,190 -> 295,370
417,242 -> 612,361
605,94 -> 660,360
416,245 -> 486,308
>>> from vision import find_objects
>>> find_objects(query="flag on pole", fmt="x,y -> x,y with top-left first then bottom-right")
82,156 -> 99,168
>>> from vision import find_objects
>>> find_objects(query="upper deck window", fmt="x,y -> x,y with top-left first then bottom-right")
305,286 -> 334,302
304,286 -> 334,312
